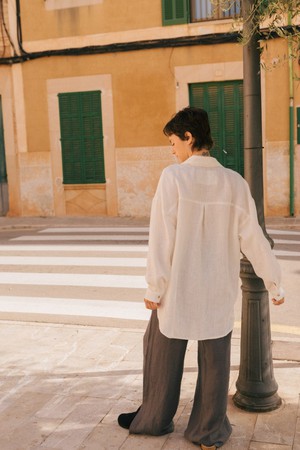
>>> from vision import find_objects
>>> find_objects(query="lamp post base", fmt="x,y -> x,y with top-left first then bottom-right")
233,390 -> 282,413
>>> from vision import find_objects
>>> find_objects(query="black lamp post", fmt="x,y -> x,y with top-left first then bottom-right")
232,0 -> 282,412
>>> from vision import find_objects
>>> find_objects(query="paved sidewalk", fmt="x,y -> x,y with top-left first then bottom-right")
0,215 -> 299,449
0,320 -> 299,450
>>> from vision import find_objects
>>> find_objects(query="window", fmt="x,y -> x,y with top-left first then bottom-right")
191,0 -> 241,21
162,0 -> 189,25
58,90 -> 106,184
189,81 -> 244,175
162,0 -> 241,25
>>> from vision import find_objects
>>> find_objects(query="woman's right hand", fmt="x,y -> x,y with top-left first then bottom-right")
144,299 -> 160,310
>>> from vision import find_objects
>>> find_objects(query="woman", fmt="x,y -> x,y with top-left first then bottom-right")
118,107 -> 284,450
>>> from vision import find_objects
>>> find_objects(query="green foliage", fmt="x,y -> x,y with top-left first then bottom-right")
216,0 -> 300,37
217,0 -> 300,72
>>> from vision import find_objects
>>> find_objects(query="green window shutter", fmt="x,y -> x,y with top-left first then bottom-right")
189,83 -> 223,162
223,83 -> 244,173
162,0 -> 189,25
189,80 -> 244,175
58,91 -> 105,184
205,84 -> 223,163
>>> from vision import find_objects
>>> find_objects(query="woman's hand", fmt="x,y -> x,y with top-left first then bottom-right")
271,297 -> 285,306
144,299 -> 160,310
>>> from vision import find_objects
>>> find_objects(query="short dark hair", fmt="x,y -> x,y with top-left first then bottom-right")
163,106 -> 213,151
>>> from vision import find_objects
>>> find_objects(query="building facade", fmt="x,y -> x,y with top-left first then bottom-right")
0,0 -> 299,218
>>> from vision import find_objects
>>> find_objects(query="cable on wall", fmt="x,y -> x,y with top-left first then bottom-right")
0,1 -> 297,66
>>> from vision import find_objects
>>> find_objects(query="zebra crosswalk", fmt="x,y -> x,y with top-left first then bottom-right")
0,226 -> 151,326
270,228 -> 300,259
0,226 -> 298,327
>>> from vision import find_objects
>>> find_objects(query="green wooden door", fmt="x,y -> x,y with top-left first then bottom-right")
58,90 -> 105,184
189,81 -> 244,175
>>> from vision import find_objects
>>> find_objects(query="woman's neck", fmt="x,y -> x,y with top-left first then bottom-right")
192,148 -> 210,157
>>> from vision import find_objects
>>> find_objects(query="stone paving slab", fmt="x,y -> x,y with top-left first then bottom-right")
272,341 -> 300,362
0,320 -> 299,450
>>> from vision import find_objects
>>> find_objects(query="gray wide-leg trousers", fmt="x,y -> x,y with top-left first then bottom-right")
129,311 -> 232,447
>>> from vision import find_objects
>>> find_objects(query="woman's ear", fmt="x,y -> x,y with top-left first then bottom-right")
184,131 -> 193,143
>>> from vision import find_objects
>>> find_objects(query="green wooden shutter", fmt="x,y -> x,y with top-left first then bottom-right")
58,91 -> 105,184
189,80 -> 244,175
223,83 -> 244,172
189,83 -> 223,162
162,0 -> 189,25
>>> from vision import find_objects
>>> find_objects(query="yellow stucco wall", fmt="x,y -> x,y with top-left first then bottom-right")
20,0 -> 161,40
22,43 -> 242,152
264,40 -> 290,142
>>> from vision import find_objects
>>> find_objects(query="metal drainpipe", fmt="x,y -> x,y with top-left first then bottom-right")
288,11 -> 295,216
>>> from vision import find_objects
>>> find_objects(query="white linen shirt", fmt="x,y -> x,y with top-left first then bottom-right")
145,155 -> 282,340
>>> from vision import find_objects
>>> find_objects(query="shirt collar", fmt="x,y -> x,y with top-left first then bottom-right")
182,155 -> 222,168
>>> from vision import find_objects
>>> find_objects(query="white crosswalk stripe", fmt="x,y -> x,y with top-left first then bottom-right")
0,272 -> 147,288
39,227 -> 150,233
274,239 -> 300,245
0,244 -> 148,252
0,296 -> 150,320
268,229 -> 300,236
274,249 -> 300,257
0,256 -> 147,267
12,234 -> 149,241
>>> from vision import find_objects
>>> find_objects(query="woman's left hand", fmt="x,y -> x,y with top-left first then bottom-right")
144,299 -> 160,310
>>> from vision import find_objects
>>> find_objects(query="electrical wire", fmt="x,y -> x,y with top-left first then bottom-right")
15,0 -> 29,55
0,0 -> 17,56
0,32 -> 241,65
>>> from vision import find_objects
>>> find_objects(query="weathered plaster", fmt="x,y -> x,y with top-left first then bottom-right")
116,146 -> 173,217
19,152 -> 54,216
45,0 -> 103,11
265,141 -> 290,217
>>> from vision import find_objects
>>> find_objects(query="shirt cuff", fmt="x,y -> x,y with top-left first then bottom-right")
270,286 -> 285,300
144,288 -> 161,303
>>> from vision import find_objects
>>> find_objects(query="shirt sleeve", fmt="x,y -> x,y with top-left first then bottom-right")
238,182 -> 284,299
144,168 -> 178,303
